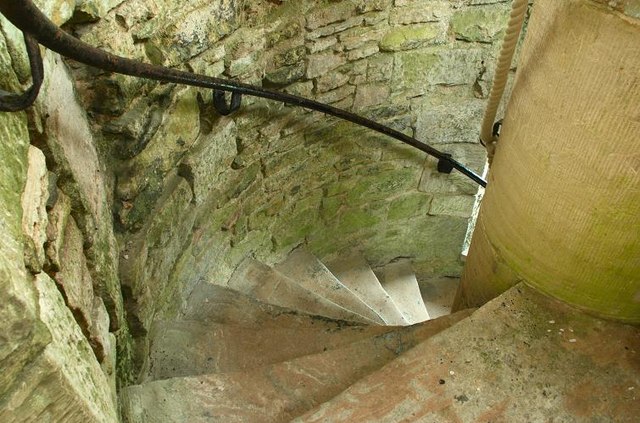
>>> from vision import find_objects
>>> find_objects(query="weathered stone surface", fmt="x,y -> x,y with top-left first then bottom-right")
418,276 -> 460,319
178,119 -> 237,204
306,51 -> 347,79
121,311 -> 471,423
354,83 -> 391,110
377,260 -> 430,324
430,194 -> 476,217
379,23 -> 443,51
146,319 -> 393,380
451,4 -> 511,43
0,99 -> 51,402
415,98 -> 485,144
305,1 -> 357,30
0,274 -> 117,423
36,53 -> 124,330
389,1 -> 449,25
275,248 -> 385,324
21,146 -> 49,272
45,190 -> 72,271
228,258 -> 371,324
295,285 -> 640,422
54,216 -> 95,336
326,253 -> 408,325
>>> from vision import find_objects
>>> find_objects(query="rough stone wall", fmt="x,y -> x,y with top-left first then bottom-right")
0,1 -> 126,420
63,0 -> 522,368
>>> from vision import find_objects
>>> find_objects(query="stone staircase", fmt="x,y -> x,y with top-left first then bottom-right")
120,248 -> 640,422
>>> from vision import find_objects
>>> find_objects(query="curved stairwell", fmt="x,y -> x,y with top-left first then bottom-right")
120,247 -> 640,422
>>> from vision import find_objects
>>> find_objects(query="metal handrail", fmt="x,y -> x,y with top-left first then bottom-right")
0,0 -> 487,187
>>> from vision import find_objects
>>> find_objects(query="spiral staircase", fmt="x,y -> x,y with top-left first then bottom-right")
119,247 -> 639,422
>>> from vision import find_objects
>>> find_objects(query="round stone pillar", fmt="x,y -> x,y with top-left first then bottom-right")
456,0 -> 640,323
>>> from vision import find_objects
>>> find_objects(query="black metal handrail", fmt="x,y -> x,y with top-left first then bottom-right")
0,0 -> 487,187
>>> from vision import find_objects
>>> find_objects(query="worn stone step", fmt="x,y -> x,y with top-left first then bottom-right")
294,284 -> 640,423
145,320 -> 395,381
419,277 -> 460,320
121,310 -> 473,423
325,253 -> 408,326
180,282 -> 369,330
376,259 -> 430,324
276,248 -> 385,324
228,258 -> 372,324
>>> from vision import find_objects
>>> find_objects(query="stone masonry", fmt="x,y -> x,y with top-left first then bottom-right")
66,1 -> 520,374
0,0 -> 527,413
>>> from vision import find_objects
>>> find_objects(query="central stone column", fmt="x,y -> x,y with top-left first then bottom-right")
456,0 -> 640,323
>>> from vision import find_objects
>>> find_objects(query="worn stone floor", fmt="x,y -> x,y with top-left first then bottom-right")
295,284 -> 640,422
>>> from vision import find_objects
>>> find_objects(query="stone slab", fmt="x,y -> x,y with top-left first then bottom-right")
181,282 -> 369,330
377,259 -> 430,324
326,253 -> 408,325
121,310 -> 472,422
276,248 -> 385,324
145,319 -> 394,381
419,277 -> 460,320
229,258 -> 373,324
295,284 -> 640,422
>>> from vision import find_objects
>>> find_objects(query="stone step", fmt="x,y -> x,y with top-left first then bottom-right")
376,259 -> 430,324
276,248 -> 385,324
228,258 -> 372,324
419,277 -> 460,320
325,253 -> 408,326
180,282 -> 367,330
294,284 -> 640,423
121,310 -> 473,423
145,320 -> 394,381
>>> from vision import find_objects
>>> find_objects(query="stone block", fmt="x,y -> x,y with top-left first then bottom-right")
308,36 -> 339,54
307,16 -> 365,39
429,195 -> 476,217
306,1 -> 357,30
347,42 -> 379,61
339,26 -> 386,51
394,47 -> 484,92
354,83 -> 391,110
389,1 -> 450,25
367,54 -> 394,82
0,102 -> 52,401
380,23 -> 443,51
21,146 -> 49,272
36,54 -> 125,330
54,217 -> 95,333
316,84 -> 356,105
179,118 -> 238,204
45,190 -> 72,271
306,51 -> 347,79
388,193 -> 432,220
264,63 -> 306,87
415,98 -> 485,144
356,0 -> 390,14
450,4 -> 511,43
3,274 -> 118,422
316,72 -> 350,93
89,296 -> 111,363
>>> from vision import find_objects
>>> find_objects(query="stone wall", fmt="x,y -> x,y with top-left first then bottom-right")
0,2 -> 125,420
63,0 -> 522,369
